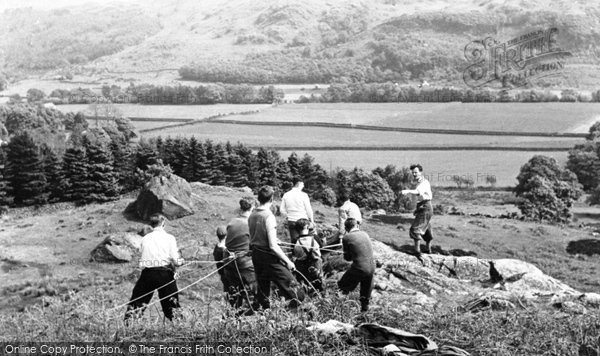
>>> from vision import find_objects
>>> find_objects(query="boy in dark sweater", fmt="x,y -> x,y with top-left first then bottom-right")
337,218 -> 375,312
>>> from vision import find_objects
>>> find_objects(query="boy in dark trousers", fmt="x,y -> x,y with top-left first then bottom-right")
337,218 -> 375,312
292,218 -> 323,295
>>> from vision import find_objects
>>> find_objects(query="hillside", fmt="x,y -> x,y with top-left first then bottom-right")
1,184 -> 600,353
1,0 -> 600,87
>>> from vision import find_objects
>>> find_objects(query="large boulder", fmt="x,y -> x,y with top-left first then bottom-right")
90,233 -> 143,263
132,174 -> 195,220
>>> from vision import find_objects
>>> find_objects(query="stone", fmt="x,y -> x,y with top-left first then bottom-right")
132,174 -> 195,220
90,233 -> 142,263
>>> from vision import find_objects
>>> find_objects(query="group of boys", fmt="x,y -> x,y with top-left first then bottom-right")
124,164 -> 434,321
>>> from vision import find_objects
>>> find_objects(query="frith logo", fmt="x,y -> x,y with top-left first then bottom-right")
463,27 -> 572,88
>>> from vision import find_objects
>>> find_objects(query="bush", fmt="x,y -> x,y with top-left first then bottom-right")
345,168 -> 394,210
314,186 -> 336,206
514,155 -> 582,223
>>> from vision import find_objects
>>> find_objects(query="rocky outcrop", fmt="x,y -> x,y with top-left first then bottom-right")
325,240 -> 599,313
90,233 -> 142,263
132,174 -> 195,220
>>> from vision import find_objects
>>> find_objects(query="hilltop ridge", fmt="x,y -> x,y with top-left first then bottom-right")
1,0 -> 600,87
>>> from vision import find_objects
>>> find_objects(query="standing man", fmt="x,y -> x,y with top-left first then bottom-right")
338,190 -> 362,239
249,186 -> 304,310
224,197 -> 256,309
337,218 -> 375,313
401,164 -> 434,256
125,213 -> 184,321
281,178 -> 314,244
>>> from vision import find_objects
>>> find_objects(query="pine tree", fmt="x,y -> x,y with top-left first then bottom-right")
135,139 -> 158,171
183,137 -> 205,182
287,152 -> 301,179
211,143 -> 228,186
223,142 -> 245,187
6,132 -> 49,206
62,146 -> 89,203
84,136 -> 120,203
109,139 -> 135,192
200,140 -> 217,184
0,147 -> 12,208
41,145 -> 64,202
256,148 -> 281,189
234,143 -> 258,189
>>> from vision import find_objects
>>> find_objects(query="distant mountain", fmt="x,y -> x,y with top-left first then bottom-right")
1,0 -> 599,87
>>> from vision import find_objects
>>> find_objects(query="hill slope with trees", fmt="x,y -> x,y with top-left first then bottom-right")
1,0 -> 600,87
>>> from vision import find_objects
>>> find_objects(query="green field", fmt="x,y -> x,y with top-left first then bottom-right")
278,150 -> 569,187
59,102 -> 593,187
55,103 -> 271,120
223,103 -> 600,133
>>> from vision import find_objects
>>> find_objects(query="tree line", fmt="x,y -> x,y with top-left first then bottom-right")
0,104 -> 420,212
17,84 -> 284,105
301,83 -> 600,103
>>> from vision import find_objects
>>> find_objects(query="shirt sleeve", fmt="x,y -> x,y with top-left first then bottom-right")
169,235 -> 182,264
303,193 -> 314,221
280,195 -> 288,216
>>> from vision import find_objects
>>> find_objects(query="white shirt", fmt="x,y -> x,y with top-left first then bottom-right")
280,187 -> 313,222
339,200 -> 362,224
139,227 -> 182,268
415,179 -> 432,202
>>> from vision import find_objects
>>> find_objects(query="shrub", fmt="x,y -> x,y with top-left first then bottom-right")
514,155 -> 582,223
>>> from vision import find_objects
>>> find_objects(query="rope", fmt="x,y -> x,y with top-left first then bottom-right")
293,268 -> 322,297
233,258 -> 254,310
108,257 -> 237,313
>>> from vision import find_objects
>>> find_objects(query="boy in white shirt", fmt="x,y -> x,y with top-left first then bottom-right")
401,164 -> 434,256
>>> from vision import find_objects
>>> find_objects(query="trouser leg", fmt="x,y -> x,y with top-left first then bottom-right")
125,269 -> 155,320
359,273 -> 374,312
269,262 -> 304,308
288,221 -> 300,244
156,270 -> 179,320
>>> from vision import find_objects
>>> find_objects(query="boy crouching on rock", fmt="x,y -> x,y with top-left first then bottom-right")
292,218 -> 324,295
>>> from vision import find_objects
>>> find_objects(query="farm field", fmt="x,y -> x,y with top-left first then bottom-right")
54,103 -> 271,119
223,102 -> 600,133
142,122 -> 584,147
279,150 -> 568,187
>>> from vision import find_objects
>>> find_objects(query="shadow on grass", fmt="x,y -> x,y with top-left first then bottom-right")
566,239 -> 600,256
394,244 -> 478,257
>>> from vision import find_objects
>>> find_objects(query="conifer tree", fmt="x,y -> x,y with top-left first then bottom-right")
183,137 -> 205,182
109,139 -> 135,192
234,143 -> 258,189
41,145 -> 64,202
223,142 -> 245,187
200,140 -> 217,184
84,136 -> 119,203
211,143 -> 228,186
6,132 -> 49,206
135,139 -> 158,171
256,148 -> 281,189
287,152 -> 301,179
0,147 -> 12,208
62,146 -> 89,203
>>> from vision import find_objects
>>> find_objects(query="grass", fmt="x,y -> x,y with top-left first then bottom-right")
2,186 -> 600,354
55,104 -> 272,120
216,103 -> 600,134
